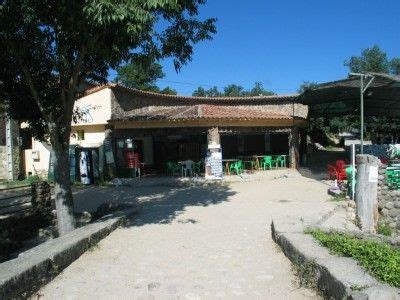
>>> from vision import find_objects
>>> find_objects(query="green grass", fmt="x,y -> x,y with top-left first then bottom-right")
0,175 -> 41,188
308,229 -> 400,288
377,223 -> 393,237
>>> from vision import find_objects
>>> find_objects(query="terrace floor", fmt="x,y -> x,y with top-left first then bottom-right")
37,170 -> 335,299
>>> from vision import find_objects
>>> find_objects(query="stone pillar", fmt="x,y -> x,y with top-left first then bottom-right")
355,154 -> 379,233
299,128 -> 307,166
289,127 -> 299,169
103,127 -> 116,179
206,127 -> 222,179
207,127 -> 220,147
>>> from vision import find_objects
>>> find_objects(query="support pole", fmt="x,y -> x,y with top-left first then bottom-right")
360,76 -> 364,154
349,73 -> 375,155
351,143 -> 356,200
289,127 -> 299,169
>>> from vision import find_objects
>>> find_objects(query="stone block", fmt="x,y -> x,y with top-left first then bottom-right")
385,202 -> 394,209
388,209 -> 400,218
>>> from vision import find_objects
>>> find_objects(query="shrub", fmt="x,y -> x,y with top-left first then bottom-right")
309,229 -> 400,288
377,223 -> 393,237
0,209 -> 53,262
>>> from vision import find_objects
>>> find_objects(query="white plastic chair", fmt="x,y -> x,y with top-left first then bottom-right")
182,160 -> 194,177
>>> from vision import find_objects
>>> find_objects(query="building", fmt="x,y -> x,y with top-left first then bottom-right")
23,84 -> 308,180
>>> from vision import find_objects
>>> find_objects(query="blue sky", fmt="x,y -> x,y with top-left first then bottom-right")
112,1 -> 400,95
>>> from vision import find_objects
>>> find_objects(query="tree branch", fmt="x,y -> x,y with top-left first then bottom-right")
15,54 -> 52,124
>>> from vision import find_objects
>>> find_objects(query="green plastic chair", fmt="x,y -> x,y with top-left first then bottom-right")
275,155 -> 286,168
387,169 -> 400,190
262,156 -> 273,170
346,166 -> 357,195
230,160 -> 243,175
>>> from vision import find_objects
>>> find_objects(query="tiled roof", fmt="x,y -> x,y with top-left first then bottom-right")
113,104 -> 294,122
83,83 -> 299,102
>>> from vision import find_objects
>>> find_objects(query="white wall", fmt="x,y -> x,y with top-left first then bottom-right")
73,88 -> 112,126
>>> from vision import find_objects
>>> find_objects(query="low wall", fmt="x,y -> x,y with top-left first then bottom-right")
0,207 -> 137,298
377,164 -> 400,235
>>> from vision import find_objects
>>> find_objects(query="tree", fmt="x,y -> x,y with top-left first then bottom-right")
192,86 -> 221,97
0,1 -> 216,235
115,59 -> 164,91
344,45 -> 390,73
115,58 -> 177,94
246,82 -> 274,96
390,58 -> 400,75
192,82 -> 274,97
192,86 -> 207,96
159,86 -> 177,95
205,86 -> 222,97
297,81 -> 318,93
223,84 -> 243,96
344,45 -> 400,75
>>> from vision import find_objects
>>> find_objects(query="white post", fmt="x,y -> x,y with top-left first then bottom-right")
6,118 -> 14,181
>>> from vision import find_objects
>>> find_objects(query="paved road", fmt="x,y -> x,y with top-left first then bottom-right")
36,172 -> 334,299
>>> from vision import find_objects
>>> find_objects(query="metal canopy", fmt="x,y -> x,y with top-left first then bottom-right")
299,72 -> 400,117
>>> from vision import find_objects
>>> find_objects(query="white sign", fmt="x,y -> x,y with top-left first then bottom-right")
205,148 -> 223,179
368,166 -> 378,183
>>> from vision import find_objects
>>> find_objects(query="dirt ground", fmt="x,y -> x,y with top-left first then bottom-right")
37,170 -> 335,299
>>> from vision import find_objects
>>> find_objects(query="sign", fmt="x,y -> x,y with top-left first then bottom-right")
368,166 -> 378,183
205,147 -> 223,179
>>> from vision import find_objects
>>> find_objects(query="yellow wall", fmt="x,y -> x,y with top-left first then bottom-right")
24,88 -> 112,177
71,124 -> 107,148
24,139 -> 51,177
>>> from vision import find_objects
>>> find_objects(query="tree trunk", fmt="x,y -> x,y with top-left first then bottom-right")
50,128 -> 76,236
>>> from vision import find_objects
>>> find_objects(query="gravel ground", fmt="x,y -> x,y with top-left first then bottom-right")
36,170 -> 335,299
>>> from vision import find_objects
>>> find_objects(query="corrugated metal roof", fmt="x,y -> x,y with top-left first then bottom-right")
299,72 -> 400,117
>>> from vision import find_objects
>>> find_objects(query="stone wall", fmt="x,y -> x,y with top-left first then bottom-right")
377,164 -> 400,235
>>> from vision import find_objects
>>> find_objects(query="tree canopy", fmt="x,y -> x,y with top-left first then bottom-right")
344,45 -> 400,75
0,0 -> 216,235
192,82 -> 274,97
115,59 -> 165,91
114,58 -> 177,94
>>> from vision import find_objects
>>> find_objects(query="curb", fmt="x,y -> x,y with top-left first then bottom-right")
0,207 -> 138,299
271,221 -> 400,299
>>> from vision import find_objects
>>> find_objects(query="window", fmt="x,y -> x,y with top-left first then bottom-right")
77,130 -> 85,141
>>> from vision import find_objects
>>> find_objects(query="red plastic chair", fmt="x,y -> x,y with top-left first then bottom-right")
335,160 -> 347,181
327,164 -> 337,180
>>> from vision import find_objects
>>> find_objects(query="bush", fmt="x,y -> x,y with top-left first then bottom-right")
377,223 -> 393,237
0,209 -> 53,262
309,229 -> 400,288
